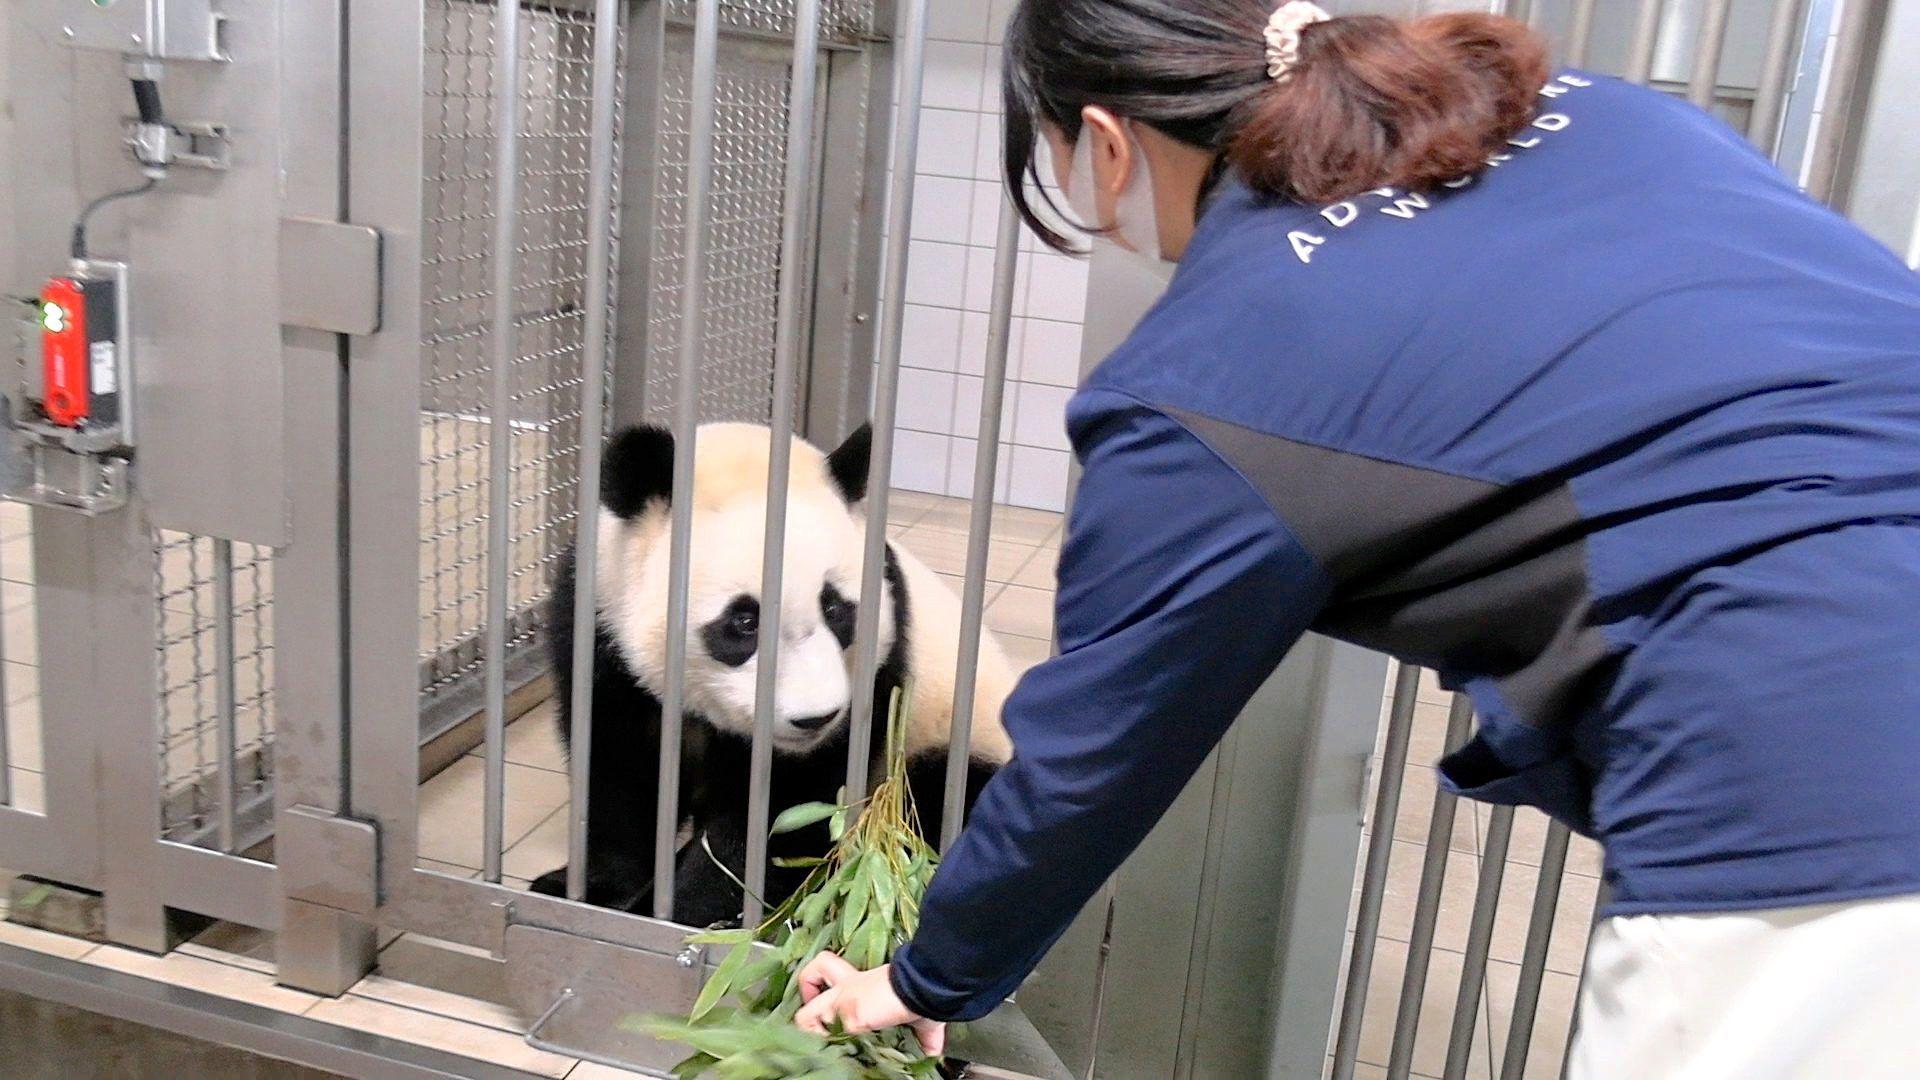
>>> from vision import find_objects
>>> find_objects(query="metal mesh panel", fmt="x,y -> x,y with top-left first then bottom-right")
418,0 -> 624,701
155,533 -> 276,845
643,40 -> 796,425
666,0 -> 879,47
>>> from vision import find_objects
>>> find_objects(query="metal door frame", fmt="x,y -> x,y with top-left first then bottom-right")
335,2 -> 917,1071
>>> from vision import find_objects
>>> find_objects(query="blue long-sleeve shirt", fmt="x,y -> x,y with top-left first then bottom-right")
892,72 -> 1920,1022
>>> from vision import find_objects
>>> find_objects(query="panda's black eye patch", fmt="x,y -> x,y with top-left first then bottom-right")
701,595 -> 760,668
820,585 -> 856,648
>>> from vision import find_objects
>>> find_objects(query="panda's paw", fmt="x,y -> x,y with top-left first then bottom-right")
528,867 -> 569,898
528,866 -> 652,912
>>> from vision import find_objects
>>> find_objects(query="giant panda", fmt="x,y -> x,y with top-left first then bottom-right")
530,422 -> 1017,927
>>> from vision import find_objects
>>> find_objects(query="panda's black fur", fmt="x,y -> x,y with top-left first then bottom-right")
530,425 -> 1002,926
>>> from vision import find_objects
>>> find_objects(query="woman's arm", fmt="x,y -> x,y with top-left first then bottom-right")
884,391 -> 1334,1023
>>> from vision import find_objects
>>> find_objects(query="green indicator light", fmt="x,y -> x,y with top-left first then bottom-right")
41,303 -> 68,335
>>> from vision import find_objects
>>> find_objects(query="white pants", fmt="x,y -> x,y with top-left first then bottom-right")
1568,892 -> 1920,1079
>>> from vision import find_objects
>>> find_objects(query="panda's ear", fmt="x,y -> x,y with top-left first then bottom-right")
825,423 -> 872,505
602,425 -> 675,519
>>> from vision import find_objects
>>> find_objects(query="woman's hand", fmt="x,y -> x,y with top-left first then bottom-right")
793,952 -> 946,1056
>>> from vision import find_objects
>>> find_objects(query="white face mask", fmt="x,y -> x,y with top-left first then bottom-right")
1063,121 -> 1164,262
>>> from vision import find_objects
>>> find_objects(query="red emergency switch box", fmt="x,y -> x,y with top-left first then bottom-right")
38,275 -> 119,429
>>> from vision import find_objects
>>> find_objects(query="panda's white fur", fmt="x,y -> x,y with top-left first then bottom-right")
592,422 -> 1013,764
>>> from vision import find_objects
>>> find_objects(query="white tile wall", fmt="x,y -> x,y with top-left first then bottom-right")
886,0 -> 1090,513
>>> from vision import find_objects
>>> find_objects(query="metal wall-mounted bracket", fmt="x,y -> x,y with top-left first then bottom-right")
62,0 -> 229,63
125,119 -> 232,171
278,218 -> 383,335
278,806 -> 381,917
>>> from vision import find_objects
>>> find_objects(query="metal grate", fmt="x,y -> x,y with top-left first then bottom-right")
418,0 -> 624,702
643,39 -> 797,425
154,533 -> 276,845
665,0 -> 879,47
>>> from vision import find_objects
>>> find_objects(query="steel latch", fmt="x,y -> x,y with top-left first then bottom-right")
279,805 -> 381,917
278,218 -> 384,335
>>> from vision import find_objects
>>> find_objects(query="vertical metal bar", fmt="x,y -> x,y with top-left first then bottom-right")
1565,0 -> 1600,66
742,0 -> 825,928
845,0 -> 932,807
1688,0 -> 1737,108
1803,0 -> 1877,204
212,538 -> 239,853
1625,0 -> 1666,84
655,0 -> 722,920
1081,886 -> 1120,1080
1443,804 -> 1514,1080
940,197 -> 1021,854
1329,663 -> 1423,1080
565,0 -> 624,904
1498,820 -> 1571,1080
1750,0 -> 1810,156
1385,693 -> 1475,1080
1505,0 -> 1535,27
481,0 -> 525,886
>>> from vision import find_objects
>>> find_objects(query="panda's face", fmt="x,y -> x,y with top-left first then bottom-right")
674,494 -> 888,752
594,424 -> 893,755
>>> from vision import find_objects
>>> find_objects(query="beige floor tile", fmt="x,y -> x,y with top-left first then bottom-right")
350,972 -> 525,1033
1008,545 -> 1059,590
1483,958 -> 1580,1079
3,606 -> 35,667
502,805 -> 570,883
492,703 -> 569,773
1495,805 -> 1605,878
1,532 -> 32,584
6,662 -> 38,705
89,944 -> 320,1014
993,632 -> 1052,678
5,696 -> 41,772
306,994 -> 578,1078
884,488 -> 943,526
1404,699 -> 1468,769
985,584 -> 1053,641
1485,859 -> 1598,977
1393,766 -> 1479,855
894,526 -> 1037,583
6,768 -> 43,814
1375,841 -> 1481,954
419,858 -> 483,880
417,756 -> 571,871
0,916 -> 97,960
916,501 -> 1063,546
0,502 -> 29,541
934,573 -> 1006,613
1352,938 -> 1495,1077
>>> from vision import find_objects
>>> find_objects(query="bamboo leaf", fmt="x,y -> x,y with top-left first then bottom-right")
839,854 -> 874,941
770,801 -> 840,836
772,855 -> 829,868
691,943 -> 754,1021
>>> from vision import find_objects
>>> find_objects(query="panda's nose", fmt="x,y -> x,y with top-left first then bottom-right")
789,711 -> 841,732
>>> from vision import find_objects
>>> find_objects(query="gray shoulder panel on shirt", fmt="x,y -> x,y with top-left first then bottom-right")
1165,406 -> 1617,736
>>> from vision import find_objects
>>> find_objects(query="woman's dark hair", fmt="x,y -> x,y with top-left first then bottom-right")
1003,2 -> 1551,251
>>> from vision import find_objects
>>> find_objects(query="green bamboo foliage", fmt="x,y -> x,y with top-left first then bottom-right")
636,688 -> 951,1079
